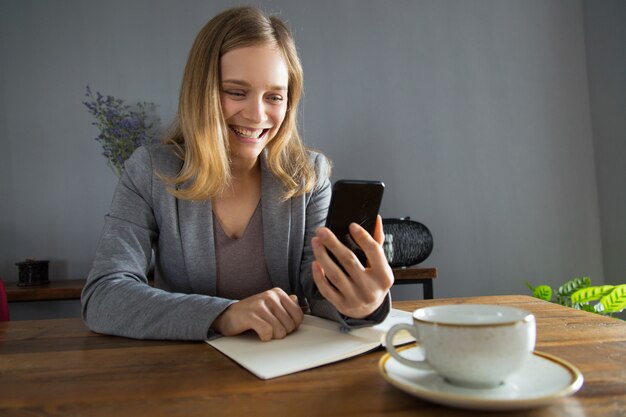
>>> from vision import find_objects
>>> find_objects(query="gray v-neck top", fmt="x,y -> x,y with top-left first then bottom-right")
213,202 -> 273,300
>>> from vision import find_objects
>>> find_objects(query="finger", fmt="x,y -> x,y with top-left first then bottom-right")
290,294 -> 309,315
349,222 -> 389,270
314,229 -> 364,285
310,235 -> 348,287
373,215 -> 385,245
261,310 -> 289,340
311,235 -> 360,299
311,260 -> 345,308
248,315 -> 275,342
235,292 -> 287,340
257,289 -> 299,337
283,294 -> 305,329
313,261 -> 378,319
266,290 -> 300,334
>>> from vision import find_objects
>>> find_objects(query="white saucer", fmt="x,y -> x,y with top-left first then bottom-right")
379,346 -> 583,411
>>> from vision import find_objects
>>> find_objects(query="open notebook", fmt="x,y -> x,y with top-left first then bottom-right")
206,308 -> 414,379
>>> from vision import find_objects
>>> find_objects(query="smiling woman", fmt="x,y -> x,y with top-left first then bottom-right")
81,6 -> 394,343
161,6 -> 312,202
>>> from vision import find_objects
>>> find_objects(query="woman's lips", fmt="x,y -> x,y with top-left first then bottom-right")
229,125 -> 269,140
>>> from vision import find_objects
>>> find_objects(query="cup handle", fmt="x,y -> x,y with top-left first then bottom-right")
385,323 -> 431,370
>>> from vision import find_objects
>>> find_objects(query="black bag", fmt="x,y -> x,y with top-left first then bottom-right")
382,217 -> 433,268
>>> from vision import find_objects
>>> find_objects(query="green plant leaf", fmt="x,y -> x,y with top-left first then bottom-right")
571,286 -> 614,303
600,285 -> 626,313
533,285 -> 552,301
557,277 -> 590,297
581,304 -> 596,313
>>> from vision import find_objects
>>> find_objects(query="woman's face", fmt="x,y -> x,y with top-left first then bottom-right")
219,44 -> 289,165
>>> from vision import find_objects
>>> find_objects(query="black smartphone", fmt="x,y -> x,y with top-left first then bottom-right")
324,180 -> 385,267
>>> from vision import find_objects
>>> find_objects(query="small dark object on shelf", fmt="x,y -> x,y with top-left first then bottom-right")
382,217 -> 433,268
15,258 -> 50,287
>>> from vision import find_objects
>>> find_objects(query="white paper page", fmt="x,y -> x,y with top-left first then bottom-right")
351,308 -> 415,346
207,315 -> 379,379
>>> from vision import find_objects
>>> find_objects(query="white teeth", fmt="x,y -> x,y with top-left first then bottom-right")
231,126 -> 264,139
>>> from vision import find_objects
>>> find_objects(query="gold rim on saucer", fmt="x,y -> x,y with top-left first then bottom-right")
379,345 -> 584,411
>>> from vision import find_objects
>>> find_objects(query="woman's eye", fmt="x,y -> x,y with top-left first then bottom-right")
267,95 -> 284,103
225,90 -> 245,98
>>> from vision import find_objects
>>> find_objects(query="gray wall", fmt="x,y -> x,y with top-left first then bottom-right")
1,0 -> 620,319
583,0 -> 626,287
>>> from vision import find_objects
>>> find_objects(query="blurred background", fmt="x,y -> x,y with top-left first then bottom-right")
1,0 -> 624,319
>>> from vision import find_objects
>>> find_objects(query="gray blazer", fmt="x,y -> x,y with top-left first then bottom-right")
82,145 -> 389,340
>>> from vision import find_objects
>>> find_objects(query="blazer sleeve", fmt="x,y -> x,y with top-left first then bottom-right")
300,154 -> 391,328
81,147 -> 233,340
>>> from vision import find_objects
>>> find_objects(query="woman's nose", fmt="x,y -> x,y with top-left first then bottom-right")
242,96 -> 268,123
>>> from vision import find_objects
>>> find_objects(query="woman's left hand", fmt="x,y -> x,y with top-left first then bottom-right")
311,215 -> 394,319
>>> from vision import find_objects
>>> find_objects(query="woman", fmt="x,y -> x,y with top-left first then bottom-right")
81,6 -> 393,341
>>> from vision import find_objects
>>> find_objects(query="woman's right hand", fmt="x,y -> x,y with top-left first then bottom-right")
211,288 -> 305,341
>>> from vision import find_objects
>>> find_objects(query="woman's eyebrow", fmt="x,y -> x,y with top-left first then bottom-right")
221,79 -> 287,91
221,79 -> 249,86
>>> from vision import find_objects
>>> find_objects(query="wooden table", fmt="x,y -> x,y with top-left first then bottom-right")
5,267 -> 437,302
4,279 -> 85,302
0,295 -> 624,416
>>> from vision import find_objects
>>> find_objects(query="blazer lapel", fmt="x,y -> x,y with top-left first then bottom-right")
177,186 -> 216,295
261,154 -> 292,291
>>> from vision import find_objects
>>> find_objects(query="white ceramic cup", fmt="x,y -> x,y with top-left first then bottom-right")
385,304 -> 536,388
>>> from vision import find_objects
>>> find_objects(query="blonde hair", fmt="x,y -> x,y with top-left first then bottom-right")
162,6 -> 324,201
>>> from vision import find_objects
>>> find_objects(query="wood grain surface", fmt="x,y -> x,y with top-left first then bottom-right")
0,295 -> 624,417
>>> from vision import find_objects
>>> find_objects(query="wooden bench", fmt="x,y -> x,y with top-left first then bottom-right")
6,267 -> 437,302
391,266 -> 437,299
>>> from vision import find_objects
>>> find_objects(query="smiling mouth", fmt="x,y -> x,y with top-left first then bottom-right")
230,126 -> 269,139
